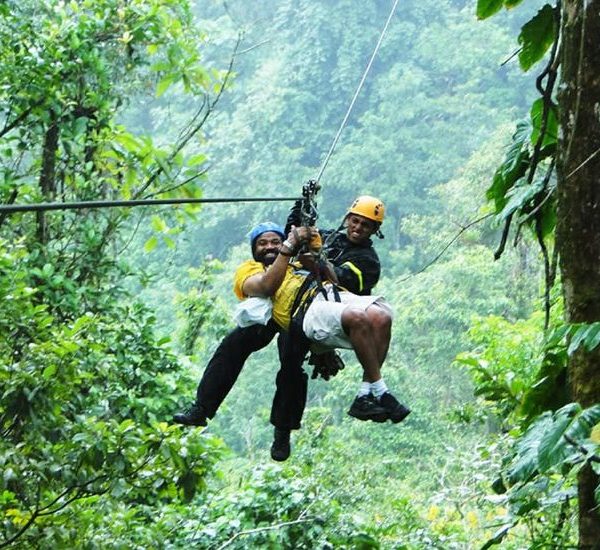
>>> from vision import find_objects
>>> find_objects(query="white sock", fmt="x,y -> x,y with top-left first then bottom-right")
370,379 -> 388,399
357,381 -> 371,397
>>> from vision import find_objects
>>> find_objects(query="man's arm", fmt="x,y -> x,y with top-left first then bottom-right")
331,248 -> 380,295
242,227 -> 313,297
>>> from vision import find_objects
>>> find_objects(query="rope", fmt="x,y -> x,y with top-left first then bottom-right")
0,196 -> 301,214
313,0 -> 401,184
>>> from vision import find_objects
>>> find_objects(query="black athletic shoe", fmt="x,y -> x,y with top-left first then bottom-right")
172,404 -> 208,427
347,394 -> 388,423
378,392 -> 411,424
270,428 -> 291,462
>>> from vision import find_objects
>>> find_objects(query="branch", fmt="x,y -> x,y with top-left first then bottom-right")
494,213 -> 513,260
0,98 -> 45,139
399,213 -> 493,283
214,517 -> 318,550
565,145 -> 600,180
134,33 -> 242,200
564,434 -> 600,464
500,47 -> 522,67
143,167 -> 210,199
535,214 -> 552,330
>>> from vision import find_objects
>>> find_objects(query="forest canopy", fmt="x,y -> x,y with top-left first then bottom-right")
1,0 -> 599,548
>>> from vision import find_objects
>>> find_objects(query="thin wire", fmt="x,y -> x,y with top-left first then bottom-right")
0,196 -> 301,214
314,0 -> 401,184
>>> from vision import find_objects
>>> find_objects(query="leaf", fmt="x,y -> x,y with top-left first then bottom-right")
480,523 -> 513,550
498,177 -> 540,220
151,215 -> 168,233
530,98 -> 558,147
486,121 -> 530,212
477,0 -> 504,19
519,351 -> 568,421
115,132 -> 142,154
537,403 -> 580,472
187,153 -> 206,167
567,324 -> 593,355
591,424 -> 600,444
156,74 -> 176,98
537,404 -> 600,473
544,324 -> 570,350
144,235 -> 158,253
518,5 -> 557,71
583,323 -> 600,351
508,412 -> 553,484
43,364 -> 57,379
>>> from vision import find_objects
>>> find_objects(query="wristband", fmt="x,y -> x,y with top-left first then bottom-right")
282,239 -> 296,253
279,249 -> 293,257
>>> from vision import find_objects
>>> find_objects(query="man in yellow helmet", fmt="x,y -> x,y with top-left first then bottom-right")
266,195 -> 410,459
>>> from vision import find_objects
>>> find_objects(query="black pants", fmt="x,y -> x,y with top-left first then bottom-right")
194,323 -> 308,430
269,330 -> 308,430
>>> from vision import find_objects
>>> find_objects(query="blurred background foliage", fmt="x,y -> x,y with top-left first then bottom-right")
1,0 -> 598,548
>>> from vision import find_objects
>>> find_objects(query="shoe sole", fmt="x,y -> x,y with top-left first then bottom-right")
172,417 -> 207,427
389,408 -> 411,424
347,410 -> 388,423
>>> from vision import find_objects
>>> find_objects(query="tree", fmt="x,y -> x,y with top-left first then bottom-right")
0,1 -> 230,545
478,0 -> 600,547
556,1 -> 600,546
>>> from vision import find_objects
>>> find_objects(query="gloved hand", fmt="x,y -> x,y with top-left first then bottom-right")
309,350 -> 345,381
310,232 -> 322,253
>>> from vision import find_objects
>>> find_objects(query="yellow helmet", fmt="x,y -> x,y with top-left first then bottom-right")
347,195 -> 385,224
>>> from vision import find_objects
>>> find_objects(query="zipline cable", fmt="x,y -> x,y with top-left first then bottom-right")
2,1 -> 400,215
313,0 -> 401,185
0,196 -> 301,214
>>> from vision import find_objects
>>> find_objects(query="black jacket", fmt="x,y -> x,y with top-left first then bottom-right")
320,230 -> 380,295
285,201 -> 380,296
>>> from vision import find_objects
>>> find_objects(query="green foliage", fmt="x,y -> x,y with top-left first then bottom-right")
175,258 -> 231,355
518,5 -> 557,71
480,404 -> 600,549
0,238 -> 226,546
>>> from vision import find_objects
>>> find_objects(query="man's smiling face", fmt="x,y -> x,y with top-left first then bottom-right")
253,231 -> 283,265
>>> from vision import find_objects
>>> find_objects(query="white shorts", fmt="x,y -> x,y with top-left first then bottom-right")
302,285 -> 393,351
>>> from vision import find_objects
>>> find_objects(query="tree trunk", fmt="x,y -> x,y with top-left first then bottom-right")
36,115 -> 59,244
556,2 -> 600,548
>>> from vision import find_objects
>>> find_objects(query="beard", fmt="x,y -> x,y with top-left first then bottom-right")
253,248 -> 279,265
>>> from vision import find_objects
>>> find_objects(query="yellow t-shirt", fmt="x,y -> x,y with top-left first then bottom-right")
233,260 -> 305,330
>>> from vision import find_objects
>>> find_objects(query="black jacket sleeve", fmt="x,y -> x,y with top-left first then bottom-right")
322,231 -> 381,295
332,248 -> 380,295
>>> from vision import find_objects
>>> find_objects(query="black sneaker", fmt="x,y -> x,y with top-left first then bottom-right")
172,404 -> 208,427
347,394 -> 388,423
270,428 -> 291,461
378,392 -> 411,423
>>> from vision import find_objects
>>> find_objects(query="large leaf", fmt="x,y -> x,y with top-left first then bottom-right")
538,404 -> 600,472
518,5 -> 557,71
508,412 -> 553,484
519,351 -> 568,421
486,121 -> 530,212
498,177 -> 542,220
530,98 -> 558,148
